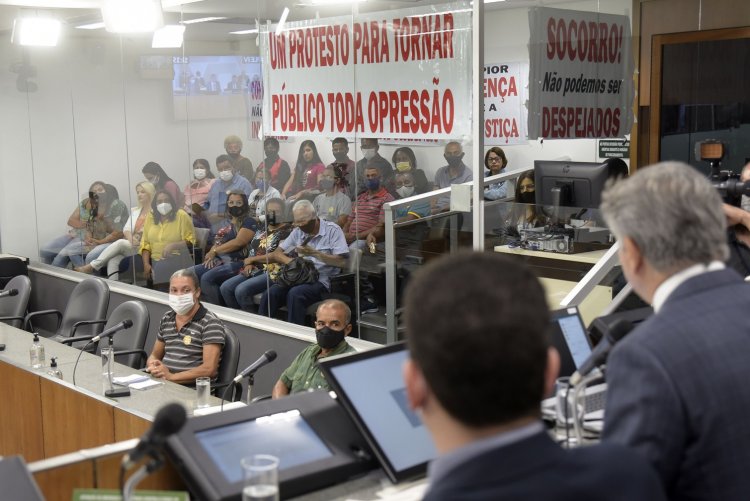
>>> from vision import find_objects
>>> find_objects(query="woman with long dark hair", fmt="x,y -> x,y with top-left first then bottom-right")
283,140 -> 326,201
143,161 -> 184,209
504,170 -> 546,237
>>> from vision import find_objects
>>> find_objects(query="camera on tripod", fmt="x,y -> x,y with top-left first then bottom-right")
697,140 -> 750,206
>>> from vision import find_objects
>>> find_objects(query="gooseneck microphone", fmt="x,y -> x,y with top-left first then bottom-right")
0,289 -> 18,298
122,403 -> 187,469
233,350 -> 277,383
91,319 -> 134,343
570,319 -> 633,385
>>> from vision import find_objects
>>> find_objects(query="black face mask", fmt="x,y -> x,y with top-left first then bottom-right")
265,151 -> 278,161
228,206 -> 245,218
445,154 -> 464,167
316,326 -> 346,349
518,191 -> 536,204
333,152 -> 348,162
298,219 -> 317,235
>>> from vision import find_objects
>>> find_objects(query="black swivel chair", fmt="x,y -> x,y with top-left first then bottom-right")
0,275 -> 32,329
213,327 -> 242,402
60,300 -> 150,369
24,277 -> 110,349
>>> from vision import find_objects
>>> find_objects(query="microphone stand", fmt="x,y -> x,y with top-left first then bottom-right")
246,373 -> 255,405
122,453 -> 164,501
571,368 -> 605,444
105,336 -> 130,398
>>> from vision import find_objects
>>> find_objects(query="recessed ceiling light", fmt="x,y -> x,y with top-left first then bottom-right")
230,29 -> 259,35
181,17 -> 227,25
12,17 -> 61,47
75,22 -> 106,30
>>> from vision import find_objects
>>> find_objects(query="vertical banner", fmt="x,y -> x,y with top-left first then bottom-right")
527,7 -> 634,139
260,2 -> 472,139
484,62 -> 528,145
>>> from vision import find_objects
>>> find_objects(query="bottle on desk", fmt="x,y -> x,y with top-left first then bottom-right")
46,357 -> 63,379
30,333 -> 46,369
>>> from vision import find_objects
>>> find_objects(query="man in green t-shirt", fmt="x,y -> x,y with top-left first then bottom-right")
272,299 -> 356,397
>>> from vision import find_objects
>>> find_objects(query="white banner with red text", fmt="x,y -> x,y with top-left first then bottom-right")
527,7 -> 634,140
260,2 -> 472,140
484,61 -> 528,145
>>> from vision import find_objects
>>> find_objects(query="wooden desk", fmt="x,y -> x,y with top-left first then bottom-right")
494,245 -> 614,325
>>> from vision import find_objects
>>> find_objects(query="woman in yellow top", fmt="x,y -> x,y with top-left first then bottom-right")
140,190 -> 196,282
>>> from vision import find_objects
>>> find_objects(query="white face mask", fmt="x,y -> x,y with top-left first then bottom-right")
219,170 -> 234,182
742,195 -> 750,213
396,185 -> 415,198
156,202 -> 173,216
361,148 -> 376,161
194,168 -> 207,180
168,293 -> 195,315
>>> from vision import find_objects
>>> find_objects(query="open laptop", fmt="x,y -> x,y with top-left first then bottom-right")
547,306 -> 606,414
318,342 -> 437,484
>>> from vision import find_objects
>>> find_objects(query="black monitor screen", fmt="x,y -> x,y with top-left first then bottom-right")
534,160 -> 610,208
195,409 -> 333,484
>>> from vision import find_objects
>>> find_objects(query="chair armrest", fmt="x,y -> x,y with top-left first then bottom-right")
114,349 -> 148,369
70,319 -> 107,338
24,310 -> 62,332
251,394 -> 272,403
0,315 -> 25,323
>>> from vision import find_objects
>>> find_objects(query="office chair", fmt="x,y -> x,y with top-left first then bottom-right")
24,277 -> 110,349
0,275 -> 31,329
213,327 -> 242,402
0,256 -> 28,289
60,300 -> 151,369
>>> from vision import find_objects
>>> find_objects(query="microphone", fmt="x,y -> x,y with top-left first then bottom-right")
0,289 -> 18,298
233,350 -> 277,383
570,319 -> 633,385
122,403 -> 187,469
91,319 -> 133,343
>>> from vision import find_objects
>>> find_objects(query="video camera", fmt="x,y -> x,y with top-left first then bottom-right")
697,140 -> 750,206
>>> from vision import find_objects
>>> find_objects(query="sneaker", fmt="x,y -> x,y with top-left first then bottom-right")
360,299 -> 379,314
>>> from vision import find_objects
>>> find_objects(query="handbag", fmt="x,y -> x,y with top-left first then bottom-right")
276,235 -> 319,288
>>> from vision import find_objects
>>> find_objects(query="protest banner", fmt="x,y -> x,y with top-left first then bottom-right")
527,7 -> 634,139
484,61 -> 527,145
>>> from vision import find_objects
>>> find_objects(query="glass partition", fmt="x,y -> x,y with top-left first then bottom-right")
0,0 -> 635,342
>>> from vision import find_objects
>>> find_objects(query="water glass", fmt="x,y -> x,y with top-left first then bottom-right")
195,377 -> 211,408
101,347 -> 113,386
241,454 -> 279,501
555,376 -> 583,427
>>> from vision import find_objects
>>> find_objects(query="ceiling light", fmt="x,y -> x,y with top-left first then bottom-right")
152,24 -> 185,48
230,29 -> 259,35
301,0 -> 366,4
181,16 -> 227,25
75,22 -> 105,30
101,0 -> 163,33
12,16 -> 61,47
162,0 -> 205,6
484,0 -> 507,3
276,7 -> 289,35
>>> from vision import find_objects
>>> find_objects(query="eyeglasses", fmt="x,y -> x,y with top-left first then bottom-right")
487,156 -> 502,163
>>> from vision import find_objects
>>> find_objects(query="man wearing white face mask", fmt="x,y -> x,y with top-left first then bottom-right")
205,154 -> 253,228
355,138 -> 394,197
147,269 -> 225,384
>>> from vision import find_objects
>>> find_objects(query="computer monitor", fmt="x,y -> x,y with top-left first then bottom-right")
534,160 -> 611,209
548,306 -> 594,378
319,342 -> 438,483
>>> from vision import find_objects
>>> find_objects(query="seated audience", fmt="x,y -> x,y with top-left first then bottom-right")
484,146 -> 509,201
392,146 -> 430,195
183,158 -> 215,228
147,269 -> 225,384
403,251 -> 666,501
313,165 -> 352,227
220,198 -> 292,312
355,138 -> 394,197
191,191 -> 257,305
256,137 -> 291,193
285,140 -> 326,202
248,167 -> 282,221
75,181 -> 155,279
258,200 -> 349,325
433,141 -> 473,211
205,154 -> 253,228
329,137 -> 356,199
140,190 -> 196,283
272,299 -> 356,398
601,162 -> 750,499
142,161 -> 184,210
224,134 -> 254,181
42,181 -> 128,268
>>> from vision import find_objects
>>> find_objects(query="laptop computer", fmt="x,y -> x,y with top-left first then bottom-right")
318,342 -> 437,483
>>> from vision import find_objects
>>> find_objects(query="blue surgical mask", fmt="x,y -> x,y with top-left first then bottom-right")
365,178 -> 380,191
256,180 -> 267,192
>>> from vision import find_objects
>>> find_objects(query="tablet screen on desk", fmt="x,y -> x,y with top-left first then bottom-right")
196,409 -> 332,484
320,342 -> 437,483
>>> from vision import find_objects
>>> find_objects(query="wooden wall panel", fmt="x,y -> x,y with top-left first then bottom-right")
0,363 -> 44,461
34,462 -> 94,501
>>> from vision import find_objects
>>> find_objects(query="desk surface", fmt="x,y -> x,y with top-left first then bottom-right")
494,245 -> 608,264
0,323 -> 222,421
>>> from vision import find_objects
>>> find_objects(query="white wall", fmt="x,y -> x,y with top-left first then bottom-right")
0,0 -> 632,258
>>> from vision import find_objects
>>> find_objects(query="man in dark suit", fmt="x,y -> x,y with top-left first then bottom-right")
600,161 -> 750,500
402,251 -> 665,501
